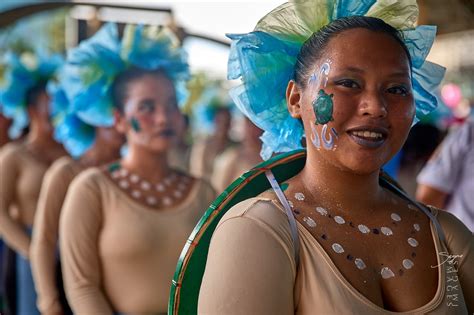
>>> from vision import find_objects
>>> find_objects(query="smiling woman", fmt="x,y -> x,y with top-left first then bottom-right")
197,0 -> 474,314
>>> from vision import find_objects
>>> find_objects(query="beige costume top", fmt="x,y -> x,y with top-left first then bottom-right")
0,142 -> 50,258
199,196 -> 474,315
169,145 -> 191,173
30,156 -> 83,314
60,167 -> 216,315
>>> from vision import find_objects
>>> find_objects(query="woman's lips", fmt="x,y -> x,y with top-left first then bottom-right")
346,126 -> 388,149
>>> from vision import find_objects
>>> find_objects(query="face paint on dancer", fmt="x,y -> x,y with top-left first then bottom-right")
307,60 -> 338,151
130,117 -> 141,132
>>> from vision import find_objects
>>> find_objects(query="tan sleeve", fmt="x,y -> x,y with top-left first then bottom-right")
0,144 -> 31,257
437,209 -> 474,312
59,170 -> 113,315
198,199 -> 295,315
30,159 -> 77,314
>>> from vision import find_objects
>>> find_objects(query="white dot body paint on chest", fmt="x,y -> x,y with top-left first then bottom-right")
358,224 -> 370,234
355,258 -> 366,270
408,238 -> 419,247
403,259 -> 414,269
413,223 -> 420,232
315,206 -> 328,216
391,213 -> 402,222
381,267 -> 395,279
332,243 -> 344,254
303,216 -> 317,228
295,192 -> 305,201
334,215 -> 345,224
381,227 -> 393,236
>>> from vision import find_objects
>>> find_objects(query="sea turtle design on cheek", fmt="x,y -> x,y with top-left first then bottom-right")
313,89 -> 334,125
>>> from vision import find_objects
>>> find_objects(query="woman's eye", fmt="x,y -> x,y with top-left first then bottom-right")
335,79 -> 360,89
387,85 -> 409,96
138,101 -> 155,113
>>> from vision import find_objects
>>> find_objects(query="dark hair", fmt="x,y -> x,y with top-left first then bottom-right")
25,81 -> 47,107
294,16 -> 412,88
111,67 -> 172,112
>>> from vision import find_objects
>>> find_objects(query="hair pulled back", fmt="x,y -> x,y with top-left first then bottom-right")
294,16 -> 411,88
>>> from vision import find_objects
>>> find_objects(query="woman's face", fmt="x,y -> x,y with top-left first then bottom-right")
290,28 -> 415,174
117,73 -> 180,152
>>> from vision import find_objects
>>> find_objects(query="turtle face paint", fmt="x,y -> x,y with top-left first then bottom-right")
312,89 -> 334,125
130,117 -> 141,132
308,61 -> 338,150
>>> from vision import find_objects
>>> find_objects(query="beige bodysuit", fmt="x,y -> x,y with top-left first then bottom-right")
199,196 -> 474,314
59,167 -> 216,314
0,142 -> 50,257
30,156 -> 83,314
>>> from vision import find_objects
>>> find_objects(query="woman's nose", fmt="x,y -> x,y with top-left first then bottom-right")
358,90 -> 388,118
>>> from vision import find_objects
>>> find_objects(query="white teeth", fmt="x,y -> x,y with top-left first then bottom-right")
351,130 -> 383,139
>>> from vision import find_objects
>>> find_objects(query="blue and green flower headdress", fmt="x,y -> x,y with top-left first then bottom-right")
228,0 -> 446,160
56,22 -> 189,157
1,51 -> 63,138
184,73 -> 235,135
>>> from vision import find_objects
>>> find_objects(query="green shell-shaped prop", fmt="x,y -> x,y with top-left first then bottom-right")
313,89 -> 334,125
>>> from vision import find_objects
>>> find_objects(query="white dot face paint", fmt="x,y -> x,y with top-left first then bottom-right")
295,192 -> 305,201
332,243 -> 344,254
358,224 -> 371,234
413,223 -> 420,232
381,227 -> 393,236
355,258 -> 366,270
407,238 -> 419,247
315,206 -> 328,216
403,259 -> 414,269
391,213 -> 402,222
334,216 -> 345,224
381,267 -> 395,279
303,216 -> 317,228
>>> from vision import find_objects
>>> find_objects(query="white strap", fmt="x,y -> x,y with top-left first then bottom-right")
265,170 -> 300,266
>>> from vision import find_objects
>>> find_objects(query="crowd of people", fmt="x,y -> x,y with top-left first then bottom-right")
0,0 -> 472,314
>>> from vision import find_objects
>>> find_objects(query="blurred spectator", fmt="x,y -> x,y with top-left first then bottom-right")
416,119 -> 474,231
397,123 -> 444,197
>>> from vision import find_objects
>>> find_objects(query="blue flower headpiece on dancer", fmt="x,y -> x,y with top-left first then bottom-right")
1,51 -> 63,138
48,76 -> 95,158
61,23 -> 189,130
227,0 -> 446,160
186,73 -> 236,135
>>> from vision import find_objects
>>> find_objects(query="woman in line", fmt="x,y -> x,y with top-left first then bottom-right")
30,77 -> 124,314
199,0 -> 473,313
59,23 -> 216,314
0,52 -> 66,315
